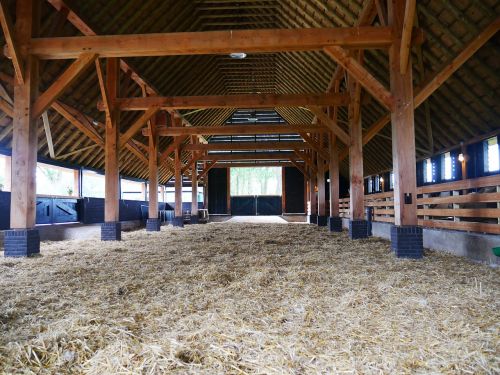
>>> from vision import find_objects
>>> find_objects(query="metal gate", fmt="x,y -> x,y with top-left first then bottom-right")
230,196 -> 281,215
36,197 -> 79,224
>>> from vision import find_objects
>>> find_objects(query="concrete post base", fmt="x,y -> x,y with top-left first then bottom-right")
172,216 -> 184,227
317,215 -> 327,227
349,220 -> 368,240
146,218 -> 161,232
101,222 -> 121,241
4,229 -> 40,257
190,215 -> 199,224
328,216 -> 342,232
308,214 -> 318,224
391,225 -> 423,259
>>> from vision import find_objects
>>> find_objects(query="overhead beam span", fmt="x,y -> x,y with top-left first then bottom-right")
28,26 -> 393,59
199,152 -> 298,161
98,93 -> 350,111
183,141 -> 312,152
143,124 -> 329,137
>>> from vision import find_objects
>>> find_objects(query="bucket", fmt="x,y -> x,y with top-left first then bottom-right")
492,247 -> 500,257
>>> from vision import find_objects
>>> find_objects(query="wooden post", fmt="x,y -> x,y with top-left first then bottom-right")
101,57 -> 121,241
348,71 -> 367,239
308,152 -> 318,224
146,112 -> 160,231
317,152 -> 327,226
328,132 -> 342,232
203,162 -> 209,210
73,169 -> 80,197
191,136 -> 199,224
389,0 -> 423,258
173,146 -> 183,227
5,0 -> 41,256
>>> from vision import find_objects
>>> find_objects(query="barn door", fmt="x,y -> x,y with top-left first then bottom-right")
231,196 -> 256,215
256,196 -> 282,215
36,197 -> 79,224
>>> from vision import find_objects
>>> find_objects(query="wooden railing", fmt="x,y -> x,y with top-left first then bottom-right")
338,175 -> 500,235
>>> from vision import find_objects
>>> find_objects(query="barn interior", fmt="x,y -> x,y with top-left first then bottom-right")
0,0 -> 499,373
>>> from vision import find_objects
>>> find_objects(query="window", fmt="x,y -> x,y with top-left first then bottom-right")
441,152 -> 456,181
423,158 -> 435,183
367,176 -> 373,193
121,178 -> 145,201
230,167 -> 282,196
0,154 -> 11,192
82,170 -> 105,198
484,136 -> 499,173
374,175 -> 381,192
36,163 -> 78,197
389,172 -> 394,190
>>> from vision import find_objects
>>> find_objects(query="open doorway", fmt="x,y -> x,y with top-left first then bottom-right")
230,167 -> 282,215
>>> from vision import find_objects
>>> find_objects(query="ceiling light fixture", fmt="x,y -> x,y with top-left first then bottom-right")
229,52 -> 247,59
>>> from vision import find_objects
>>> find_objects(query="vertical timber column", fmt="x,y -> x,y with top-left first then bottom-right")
317,149 -> 327,226
190,137 -> 199,224
389,0 -> 423,258
328,132 -> 342,232
101,58 -> 121,241
173,147 -> 184,227
308,151 -> 318,224
203,162 -> 208,210
5,0 -> 40,256
348,76 -> 368,239
146,113 -> 160,231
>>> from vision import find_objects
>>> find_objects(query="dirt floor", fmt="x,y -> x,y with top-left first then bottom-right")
0,223 -> 499,374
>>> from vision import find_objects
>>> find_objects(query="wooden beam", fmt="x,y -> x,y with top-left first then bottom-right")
104,57 -> 120,224
317,153 -> 326,217
198,152 -> 297,161
29,26 -> 393,59
339,16 -> 500,160
100,93 -> 349,111
299,132 -> 329,161
215,161 -> 297,169
374,0 -> 388,26
119,106 -> 159,148
32,52 -> 97,118
308,106 -> 351,145
198,161 -> 217,180
148,114 -> 158,221
0,96 -> 14,117
324,46 -> 394,111
10,0 -> 38,229
329,133 -> 340,217
348,74 -> 365,222
400,0 -> 416,74
144,124 -> 328,137
290,159 -> 309,179
0,0 -> 24,84
390,0 -> 418,226
41,111 -> 55,158
95,58 -> 111,122
182,141 -> 312,152
51,100 -> 104,146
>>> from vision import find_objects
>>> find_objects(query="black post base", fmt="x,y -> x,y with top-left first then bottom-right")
172,216 -> 184,227
101,222 -> 121,241
349,220 -> 368,239
317,215 -> 328,227
391,225 -> 423,259
190,215 -> 199,224
328,216 -> 343,232
146,218 -> 161,232
308,214 -> 318,224
4,229 -> 40,257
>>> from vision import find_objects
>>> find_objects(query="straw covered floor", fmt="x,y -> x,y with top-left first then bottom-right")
0,223 -> 499,374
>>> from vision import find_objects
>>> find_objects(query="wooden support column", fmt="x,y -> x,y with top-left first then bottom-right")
308,151 -> 318,224
6,0 -> 40,256
173,113 -> 184,227
190,136 -> 199,224
328,132 -> 342,232
389,0 -> 423,258
101,58 -> 121,241
146,113 -> 160,231
317,150 -> 327,226
203,162 -> 209,210
348,70 -> 367,239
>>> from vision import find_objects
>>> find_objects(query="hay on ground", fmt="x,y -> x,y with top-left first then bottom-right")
0,223 -> 499,374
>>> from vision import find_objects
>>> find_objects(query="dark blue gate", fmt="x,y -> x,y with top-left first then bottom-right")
36,197 -> 79,224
